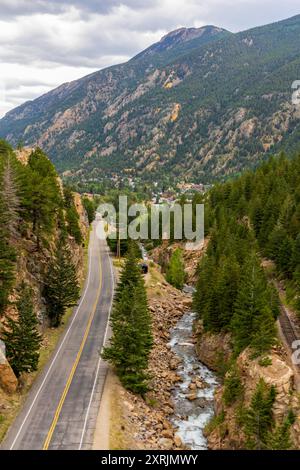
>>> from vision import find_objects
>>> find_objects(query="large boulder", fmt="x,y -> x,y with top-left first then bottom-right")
0,342 -> 18,394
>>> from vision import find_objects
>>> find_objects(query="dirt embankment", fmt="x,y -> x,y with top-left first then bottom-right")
95,264 -> 192,450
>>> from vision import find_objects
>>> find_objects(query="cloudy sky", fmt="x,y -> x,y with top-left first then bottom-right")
0,0 -> 299,117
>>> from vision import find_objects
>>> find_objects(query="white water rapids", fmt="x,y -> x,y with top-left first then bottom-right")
168,312 -> 218,450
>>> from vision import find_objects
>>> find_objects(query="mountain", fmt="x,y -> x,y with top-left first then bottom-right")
1,16 -> 300,183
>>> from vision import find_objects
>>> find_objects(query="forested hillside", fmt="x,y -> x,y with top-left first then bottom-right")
1,16 -> 300,183
191,152 -> 300,449
194,152 -> 300,354
0,140 -> 89,384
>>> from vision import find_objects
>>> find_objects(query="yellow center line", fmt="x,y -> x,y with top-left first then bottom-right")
43,245 -> 103,450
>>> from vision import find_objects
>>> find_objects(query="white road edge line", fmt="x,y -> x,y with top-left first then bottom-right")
78,243 -> 115,450
9,224 -> 96,450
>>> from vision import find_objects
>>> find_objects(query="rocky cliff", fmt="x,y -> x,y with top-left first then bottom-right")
0,150 -> 89,395
195,326 -> 300,449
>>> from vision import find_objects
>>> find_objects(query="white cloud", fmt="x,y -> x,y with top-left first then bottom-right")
0,0 -> 299,117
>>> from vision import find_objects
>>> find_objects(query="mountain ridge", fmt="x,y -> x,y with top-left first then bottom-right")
1,14 -> 300,183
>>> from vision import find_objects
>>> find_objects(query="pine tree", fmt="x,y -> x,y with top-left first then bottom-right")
231,253 -> 276,355
266,411 -> 295,450
166,248 -> 185,290
21,149 -> 62,249
0,283 -> 42,378
64,186 -> 82,244
250,306 -> 277,358
216,256 -> 240,329
43,241 -> 80,327
102,246 -> 152,394
0,155 -> 17,314
223,364 -> 244,406
193,255 -> 216,323
1,155 -> 21,240
83,197 -> 96,224
242,379 -> 276,450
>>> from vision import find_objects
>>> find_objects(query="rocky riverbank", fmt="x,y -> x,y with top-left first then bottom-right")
169,312 -> 218,449
105,264 -> 194,450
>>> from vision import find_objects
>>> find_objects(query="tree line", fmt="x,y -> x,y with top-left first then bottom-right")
0,140 -> 92,379
193,152 -> 300,358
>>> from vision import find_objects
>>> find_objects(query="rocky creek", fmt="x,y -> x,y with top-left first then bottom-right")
168,312 -> 218,450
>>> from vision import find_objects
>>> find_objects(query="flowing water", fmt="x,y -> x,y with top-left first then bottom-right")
168,312 -> 218,450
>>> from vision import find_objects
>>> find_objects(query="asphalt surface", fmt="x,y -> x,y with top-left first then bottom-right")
0,219 -> 114,450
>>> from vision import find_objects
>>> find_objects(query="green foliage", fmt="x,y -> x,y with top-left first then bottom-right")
241,379 -> 276,450
0,283 -> 42,378
258,357 -> 272,367
166,248 -> 185,290
223,365 -> 244,406
266,411 -> 295,450
21,148 -> 62,249
205,409 -> 226,434
82,197 -> 96,224
231,253 -> 277,357
194,151 -> 300,356
43,241 -> 80,327
241,383 -> 295,450
0,143 -> 18,313
102,246 -> 153,395
63,186 -> 82,244
3,16 -> 300,183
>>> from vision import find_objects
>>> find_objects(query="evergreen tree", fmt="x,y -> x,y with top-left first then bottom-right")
0,283 -> 42,378
223,364 -> 244,406
231,254 -> 276,355
216,256 -> 240,329
166,248 -> 185,290
21,149 -> 62,249
266,411 -> 295,450
102,246 -> 152,394
83,197 -> 96,224
0,155 -> 21,240
64,186 -> 82,244
242,379 -> 276,450
0,151 -> 17,314
43,241 -> 80,327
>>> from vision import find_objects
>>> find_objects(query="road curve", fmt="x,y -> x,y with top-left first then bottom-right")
1,218 -> 114,450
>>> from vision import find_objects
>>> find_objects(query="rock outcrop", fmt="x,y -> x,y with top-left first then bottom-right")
0,345 -> 17,394
195,321 -> 232,372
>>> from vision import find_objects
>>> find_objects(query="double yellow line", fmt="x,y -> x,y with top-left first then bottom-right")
43,250 -> 103,450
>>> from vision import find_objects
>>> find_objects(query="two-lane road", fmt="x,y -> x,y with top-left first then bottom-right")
1,218 -> 114,450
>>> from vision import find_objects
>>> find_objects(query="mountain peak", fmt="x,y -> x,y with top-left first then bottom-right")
160,25 -> 226,44
134,25 -> 229,60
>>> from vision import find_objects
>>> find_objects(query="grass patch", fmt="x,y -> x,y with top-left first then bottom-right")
204,410 -> 226,435
258,357 -> 272,367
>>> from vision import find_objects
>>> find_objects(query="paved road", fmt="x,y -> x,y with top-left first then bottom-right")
1,218 -> 114,450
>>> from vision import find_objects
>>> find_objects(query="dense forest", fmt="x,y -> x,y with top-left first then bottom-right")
193,152 -> 300,357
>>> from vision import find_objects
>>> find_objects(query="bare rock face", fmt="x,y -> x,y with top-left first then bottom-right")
238,351 -> 294,420
207,349 -> 300,449
0,346 -> 18,394
195,322 -> 232,371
